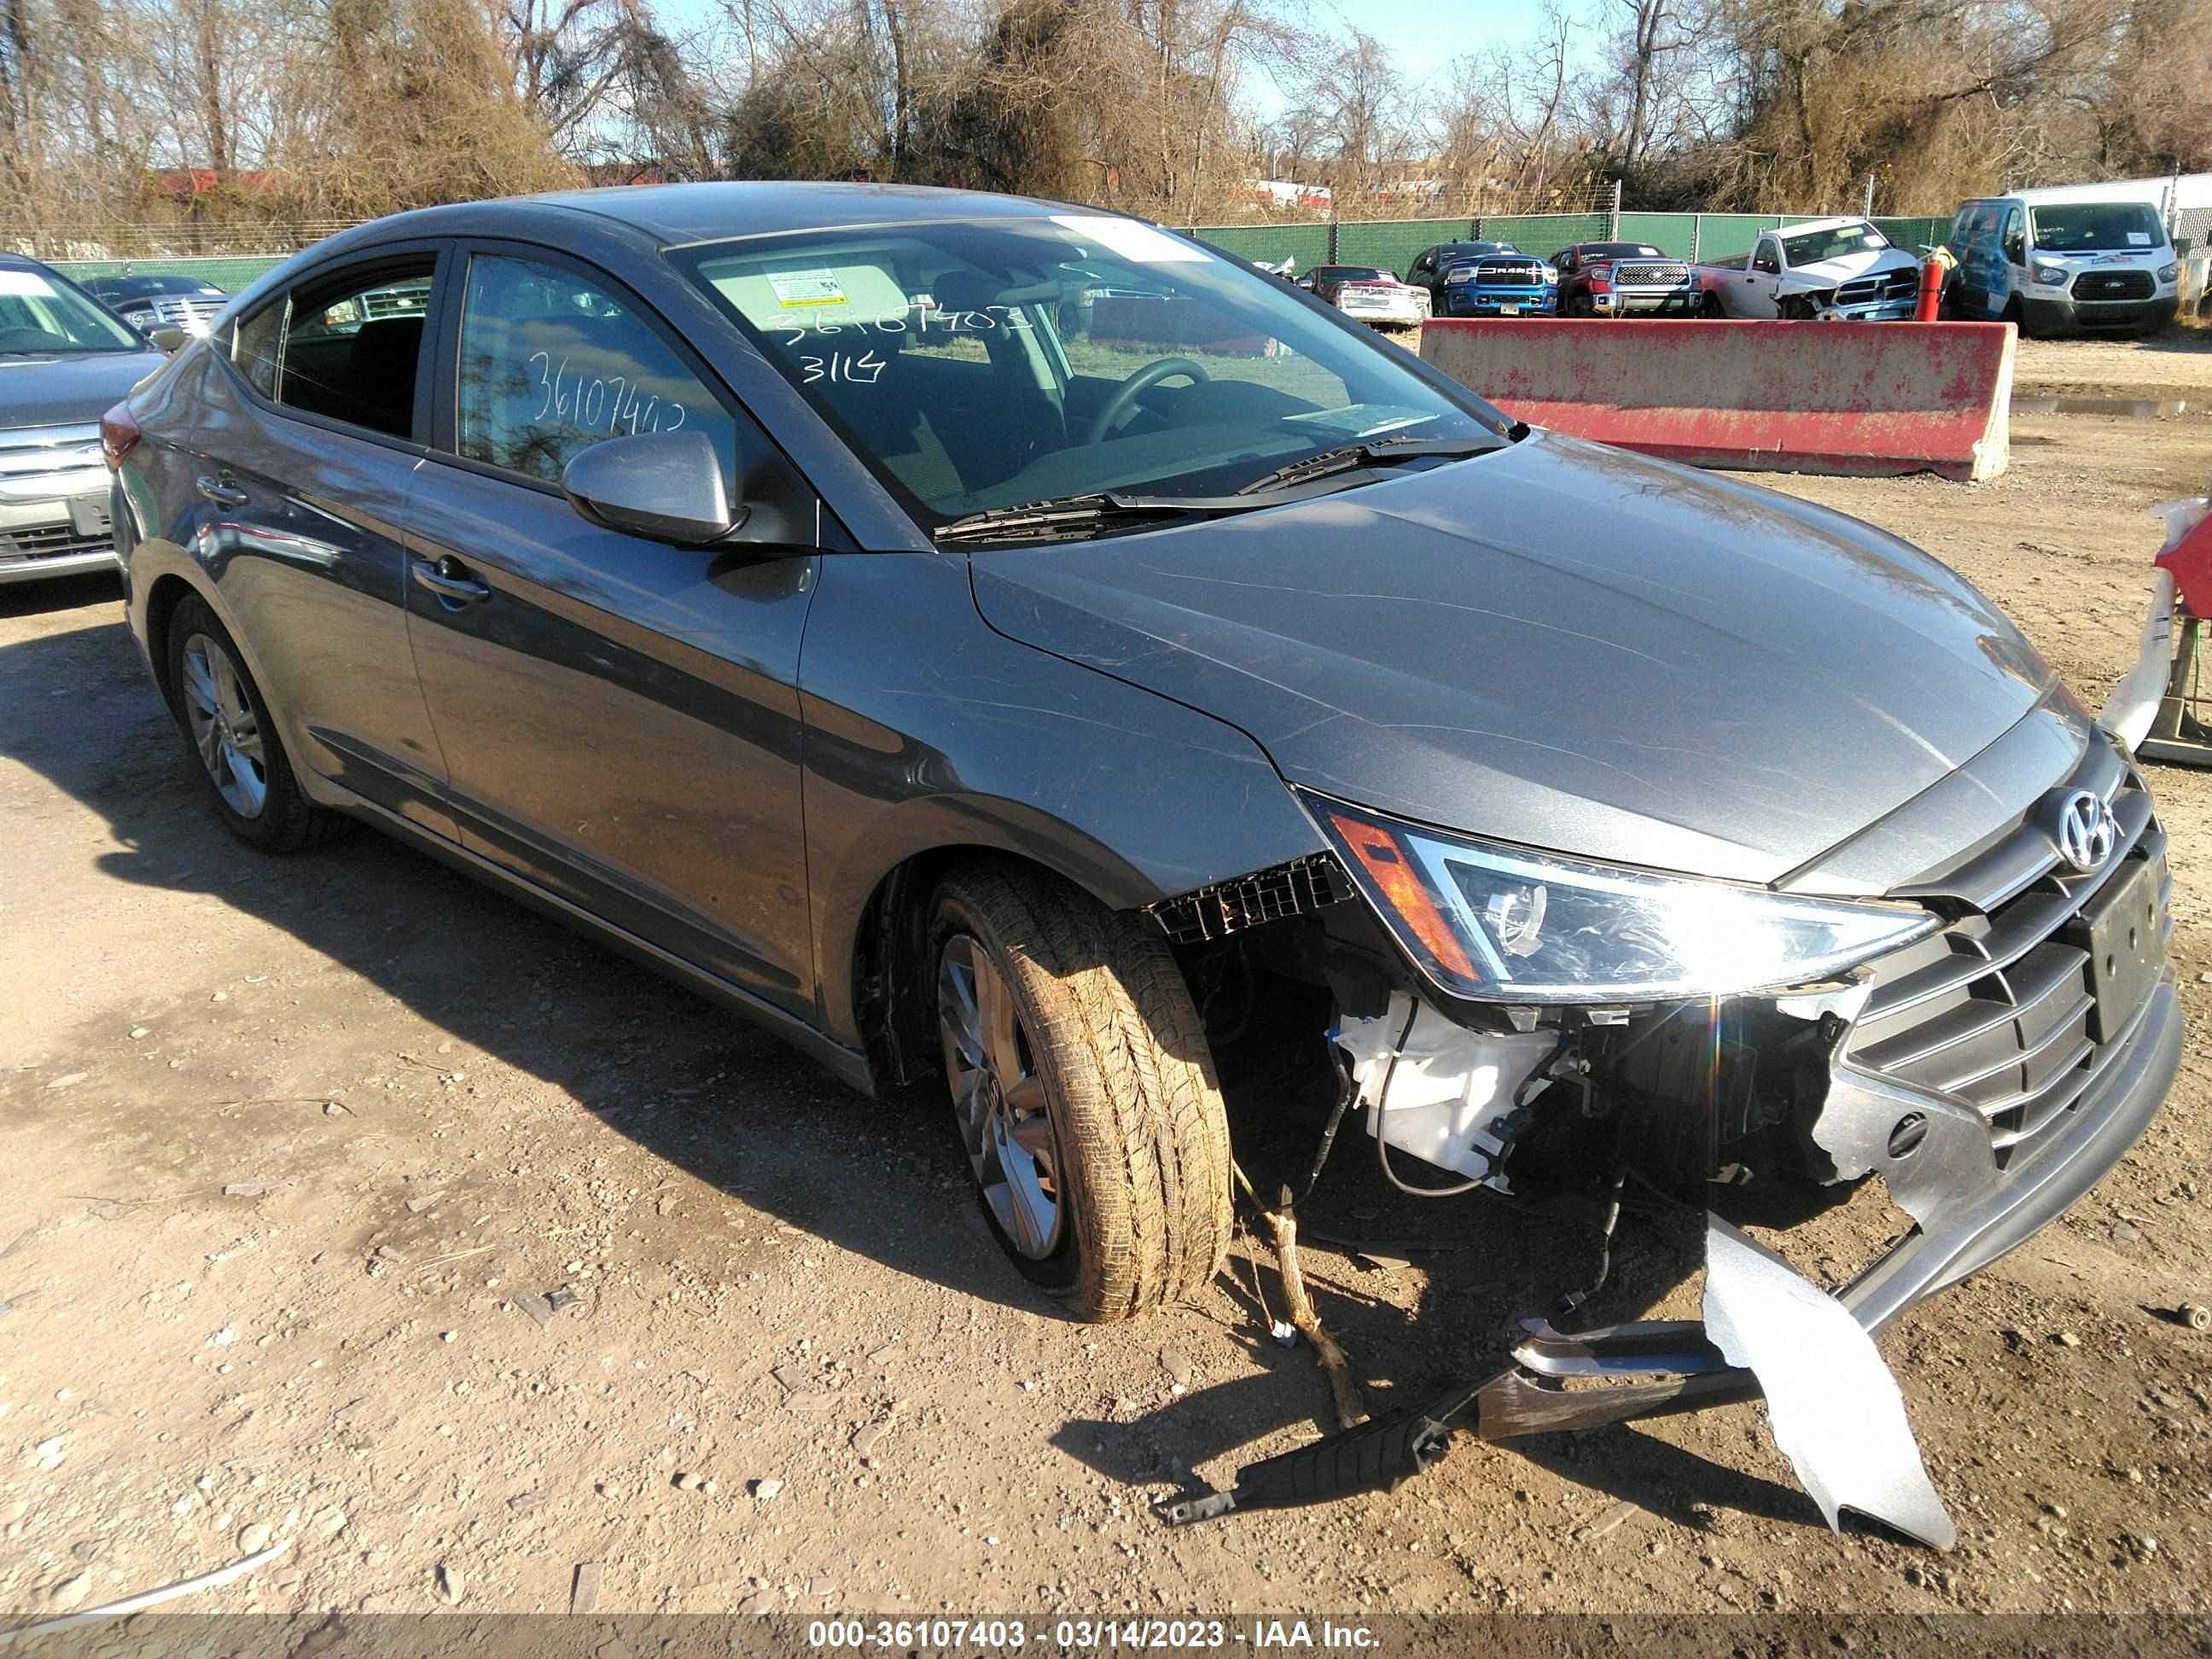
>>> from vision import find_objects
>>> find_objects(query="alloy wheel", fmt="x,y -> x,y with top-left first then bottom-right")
179,632 -> 268,819
936,934 -> 1063,1260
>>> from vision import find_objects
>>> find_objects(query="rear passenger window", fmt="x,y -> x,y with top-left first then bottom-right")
456,254 -> 737,499
272,260 -> 434,439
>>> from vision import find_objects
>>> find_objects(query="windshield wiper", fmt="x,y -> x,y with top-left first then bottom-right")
1233,434 -> 1509,496
933,435 -> 1522,545
934,492 -> 1269,546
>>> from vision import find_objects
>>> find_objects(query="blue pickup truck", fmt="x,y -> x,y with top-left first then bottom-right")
1408,241 -> 1557,317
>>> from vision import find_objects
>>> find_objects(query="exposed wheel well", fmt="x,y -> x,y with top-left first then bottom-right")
142,573 -> 197,715
851,845 -> 1139,1090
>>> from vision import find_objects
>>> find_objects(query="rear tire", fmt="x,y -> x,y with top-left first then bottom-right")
929,862 -> 1231,1323
165,595 -> 347,853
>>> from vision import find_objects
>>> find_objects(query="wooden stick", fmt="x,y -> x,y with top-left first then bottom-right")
1236,1167 -> 1365,1430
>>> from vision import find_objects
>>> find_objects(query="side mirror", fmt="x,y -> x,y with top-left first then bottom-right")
561,430 -> 741,546
148,326 -> 188,353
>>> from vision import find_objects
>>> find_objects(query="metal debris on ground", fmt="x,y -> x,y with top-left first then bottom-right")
511,1291 -> 555,1327
2178,1302 -> 2211,1331
569,1562 -> 602,1614
544,1288 -> 579,1313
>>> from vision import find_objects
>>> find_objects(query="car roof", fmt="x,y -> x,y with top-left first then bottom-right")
84,272 -> 223,293
0,252 -> 61,275
342,181 -> 1092,253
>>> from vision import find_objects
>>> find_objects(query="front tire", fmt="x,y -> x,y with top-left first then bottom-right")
165,595 -> 346,853
930,863 -> 1231,1323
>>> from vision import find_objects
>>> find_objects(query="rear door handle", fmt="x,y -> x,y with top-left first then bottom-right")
411,556 -> 493,604
195,475 -> 248,508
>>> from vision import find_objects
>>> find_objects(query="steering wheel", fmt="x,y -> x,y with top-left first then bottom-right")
1085,356 -> 1210,445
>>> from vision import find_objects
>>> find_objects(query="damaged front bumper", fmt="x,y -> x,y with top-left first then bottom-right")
1165,731 -> 2180,1542
1166,973 -> 2175,1540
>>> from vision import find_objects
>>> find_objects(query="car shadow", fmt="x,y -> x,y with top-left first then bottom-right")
3,601 -> 1774,1534
0,569 -> 120,619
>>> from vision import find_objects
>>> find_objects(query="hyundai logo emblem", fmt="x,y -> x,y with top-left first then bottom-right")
2055,790 -> 2116,874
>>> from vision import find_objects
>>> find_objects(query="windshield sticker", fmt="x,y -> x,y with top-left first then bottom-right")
1049,215 -> 1208,264
769,270 -> 848,308
0,271 -> 57,299
2128,231 -> 2151,245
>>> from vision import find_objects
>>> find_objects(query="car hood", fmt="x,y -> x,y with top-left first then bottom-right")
0,350 -> 166,429
1782,247 -> 1919,288
967,430 -> 2057,887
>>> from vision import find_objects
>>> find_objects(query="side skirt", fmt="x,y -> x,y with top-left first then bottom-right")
338,794 -> 878,1099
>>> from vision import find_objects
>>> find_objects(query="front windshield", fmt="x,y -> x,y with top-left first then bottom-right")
1779,223 -> 1889,265
675,214 -> 1499,532
0,266 -> 144,353
2031,201 -> 2166,253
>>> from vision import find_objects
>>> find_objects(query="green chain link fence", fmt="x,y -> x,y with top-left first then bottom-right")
40,212 -> 1966,300
1186,210 -> 1961,279
52,254 -> 289,293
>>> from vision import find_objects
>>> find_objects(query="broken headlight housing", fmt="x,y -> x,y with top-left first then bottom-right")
1310,795 -> 1939,1004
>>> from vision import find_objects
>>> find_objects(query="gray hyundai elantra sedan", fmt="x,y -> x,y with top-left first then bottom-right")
102,183 -> 2177,1535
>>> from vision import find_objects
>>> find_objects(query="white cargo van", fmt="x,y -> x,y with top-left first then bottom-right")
1945,188 -> 2180,336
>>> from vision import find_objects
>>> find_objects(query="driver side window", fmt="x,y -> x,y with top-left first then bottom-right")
1753,241 -> 1781,275
456,253 -> 740,503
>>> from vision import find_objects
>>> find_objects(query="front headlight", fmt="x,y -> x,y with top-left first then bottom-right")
2031,264 -> 2069,286
1540,265 -> 1559,283
1310,795 -> 1939,1004
2159,263 -> 2180,285
1445,265 -> 1478,283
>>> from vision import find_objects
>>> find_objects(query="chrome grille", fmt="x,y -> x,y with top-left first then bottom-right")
1836,269 -> 1918,305
0,522 -> 110,562
2075,271 -> 2154,302
1614,262 -> 1690,286
148,294 -> 225,332
0,422 -> 103,486
1844,742 -> 2168,1161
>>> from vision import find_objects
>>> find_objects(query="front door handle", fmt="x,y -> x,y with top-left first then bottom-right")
411,556 -> 493,604
195,475 -> 248,508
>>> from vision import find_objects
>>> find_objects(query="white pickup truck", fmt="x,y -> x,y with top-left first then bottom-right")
1696,217 -> 1924,321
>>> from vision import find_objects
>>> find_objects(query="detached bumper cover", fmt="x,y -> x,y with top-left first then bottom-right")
1833,975 -> 2176,1330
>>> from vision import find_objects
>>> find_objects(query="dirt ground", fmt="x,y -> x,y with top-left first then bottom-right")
4,332 -> 2212,1629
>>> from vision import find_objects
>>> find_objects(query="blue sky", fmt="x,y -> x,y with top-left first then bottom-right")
1286,0 -> 1604,105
